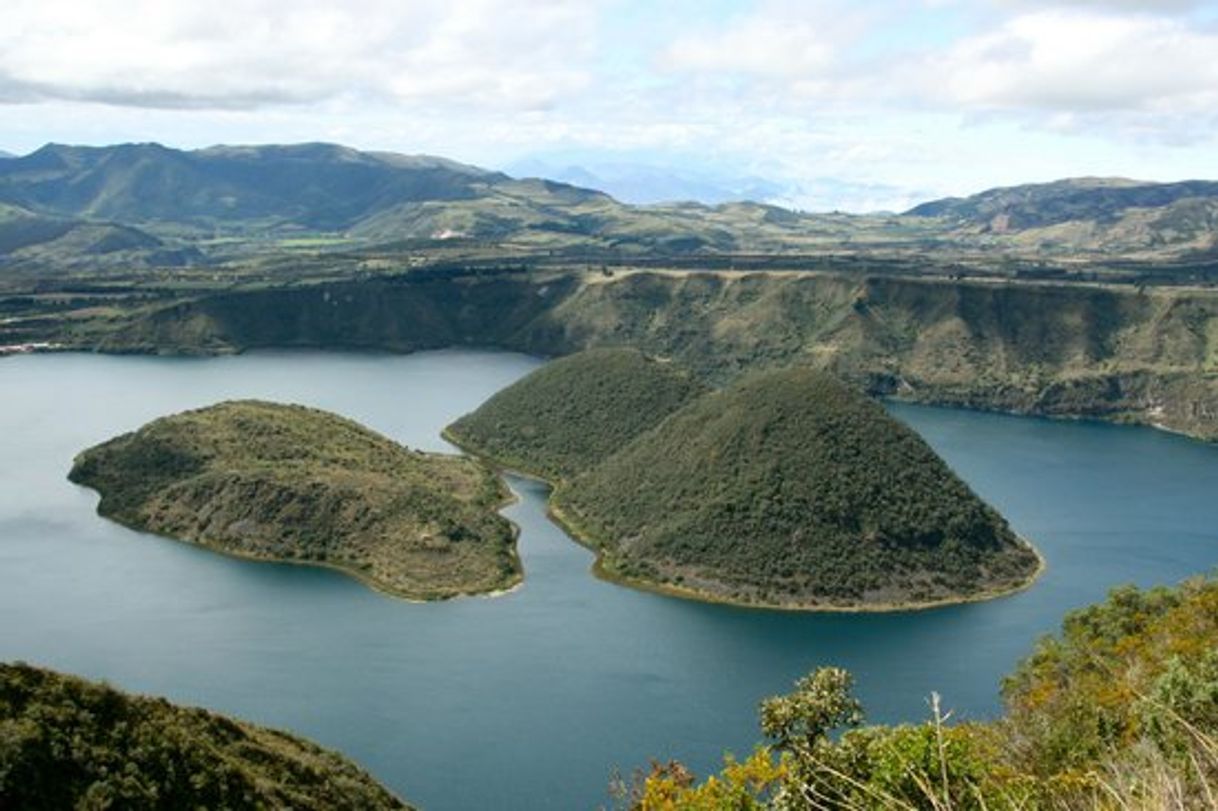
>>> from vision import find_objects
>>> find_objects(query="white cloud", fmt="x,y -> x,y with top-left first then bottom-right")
0,0 -> 599,111
932,9 -> 1218,113
994,0 -> 1204,13
658,1 -> 873,82
663,19 -> 832,78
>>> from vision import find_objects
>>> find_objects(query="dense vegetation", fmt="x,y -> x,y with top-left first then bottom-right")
446,347 -> 709,479
623,575 -> 1218,810
69,400 -> 519,600
554,366 -> 1039,608
0,662 -> 409,810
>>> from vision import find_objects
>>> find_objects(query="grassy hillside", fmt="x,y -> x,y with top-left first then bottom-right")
69,400 -> 519,600
0,662 -> 409,810
628,575 -> 1218,809
0,201 -> 177,268
445,347 -> 709,479
907,177 -> 1218,256
907,177 -> 1218,228
553,366 -> 1039,609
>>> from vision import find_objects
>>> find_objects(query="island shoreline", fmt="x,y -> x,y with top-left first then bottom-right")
442,427 -> 1046,614
70,431 -> 526,604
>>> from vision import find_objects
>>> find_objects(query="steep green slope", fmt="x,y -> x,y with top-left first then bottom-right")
445,347 -> 709,479
69,400 -> 519,600
0,662 -> 409,810
555,366 -> 1040,609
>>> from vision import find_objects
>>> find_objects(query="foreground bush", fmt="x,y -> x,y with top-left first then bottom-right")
620,576 -> 1218,810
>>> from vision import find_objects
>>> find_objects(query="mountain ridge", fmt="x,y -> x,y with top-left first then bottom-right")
906,176 -> 1218,227
1,141 -> 1216,270
0,141 -> 507,230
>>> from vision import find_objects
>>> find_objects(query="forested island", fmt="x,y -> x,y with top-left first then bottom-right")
449,350 -> 1041,610
69,400 -> 520,600
0,662 -> 409,809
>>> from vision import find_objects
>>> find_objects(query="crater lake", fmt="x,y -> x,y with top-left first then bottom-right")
2,349 -> 1216,810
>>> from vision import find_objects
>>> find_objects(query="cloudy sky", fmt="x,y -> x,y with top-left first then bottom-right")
2,0 -> 1217,210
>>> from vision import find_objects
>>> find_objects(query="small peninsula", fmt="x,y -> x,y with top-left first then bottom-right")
445,347 -> 709,480
450,355 -> 1040,610
0,662 -> 410,810
70,400 -> 520,600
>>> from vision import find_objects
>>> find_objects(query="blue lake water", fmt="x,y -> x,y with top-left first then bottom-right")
1,349 -> 1216,810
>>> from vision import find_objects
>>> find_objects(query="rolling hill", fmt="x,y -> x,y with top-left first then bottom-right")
906,177 -> 1218,228
907,177 -> 1218,255
0,201 -> 191,269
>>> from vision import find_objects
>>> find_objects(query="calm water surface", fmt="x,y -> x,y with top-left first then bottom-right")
2,350 -> 1217,810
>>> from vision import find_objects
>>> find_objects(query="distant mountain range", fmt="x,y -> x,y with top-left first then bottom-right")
0,142 -> 1215,265
504,157 -> 789,206
0,142 -> 902,261
504,156 -> 919,212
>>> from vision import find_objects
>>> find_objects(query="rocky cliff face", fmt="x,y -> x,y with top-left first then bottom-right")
94,270 -> 1218,439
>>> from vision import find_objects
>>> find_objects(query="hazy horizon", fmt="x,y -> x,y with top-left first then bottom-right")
3,1 -> 1217,211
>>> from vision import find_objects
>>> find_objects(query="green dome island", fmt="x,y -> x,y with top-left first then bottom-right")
447,350 -> 1042,611
445,347 -> 709,480
0,662 -> 410,809
69,400 -> 520,601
